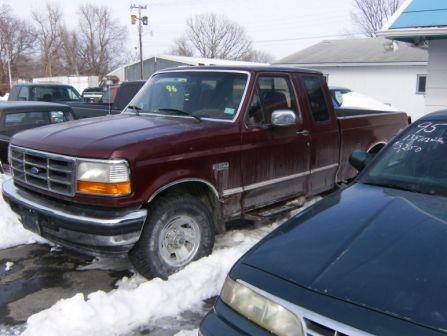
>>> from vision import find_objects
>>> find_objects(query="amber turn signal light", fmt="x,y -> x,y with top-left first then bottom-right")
77,181 -> 131,196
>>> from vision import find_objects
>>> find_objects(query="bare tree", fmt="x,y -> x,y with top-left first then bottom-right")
170,36 -> 194,57
0,3 -> 36,84
172,13 -> 253,60
351,0 -> 402,37
242,49 -> 274,63
32,2 -> 64,76
59,28 -> 81,75
77,4 -> 127,77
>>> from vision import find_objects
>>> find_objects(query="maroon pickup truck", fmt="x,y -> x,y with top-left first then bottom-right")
2,66 -> 409,279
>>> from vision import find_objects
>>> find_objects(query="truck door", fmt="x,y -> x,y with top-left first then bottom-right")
240,73 -> 311,211
298,74 -> 340,195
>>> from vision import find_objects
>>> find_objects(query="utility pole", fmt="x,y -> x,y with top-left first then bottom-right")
5,44 -> 12,88
130,4 -> 148,80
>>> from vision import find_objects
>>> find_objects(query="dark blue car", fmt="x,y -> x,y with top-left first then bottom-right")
199,110 -> 447,336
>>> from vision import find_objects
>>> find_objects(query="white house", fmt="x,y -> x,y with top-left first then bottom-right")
275,37 -> 428,120
379,0 -> 447,115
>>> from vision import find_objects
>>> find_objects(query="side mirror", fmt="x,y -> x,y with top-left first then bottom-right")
271,110 -> 297,127
349,150 -> 372,172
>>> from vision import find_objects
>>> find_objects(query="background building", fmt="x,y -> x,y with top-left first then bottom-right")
275,37 -> 428,120
379,0 -> 447,115
32,76 -> 99,94
119,55 -> 265,82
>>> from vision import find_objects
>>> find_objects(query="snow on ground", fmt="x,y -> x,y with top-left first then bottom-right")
341,92 -> 399,112
174,330 -> 198,336
22,198 -> 320,336
0,175 -> 46,250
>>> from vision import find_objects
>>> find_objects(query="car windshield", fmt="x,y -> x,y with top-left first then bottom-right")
361,121 -> 447,197
125,71 -> 248,121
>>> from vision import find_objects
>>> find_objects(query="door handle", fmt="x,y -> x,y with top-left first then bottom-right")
296,129 -> 310,136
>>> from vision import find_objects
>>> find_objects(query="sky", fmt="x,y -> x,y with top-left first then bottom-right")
5,0 -> 359,61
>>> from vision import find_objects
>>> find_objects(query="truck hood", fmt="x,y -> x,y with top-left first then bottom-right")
11,114 -> 216,158
242,183 -> 447,332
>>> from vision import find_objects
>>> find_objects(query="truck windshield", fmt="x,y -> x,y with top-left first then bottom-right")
361,121 -> 447,197
125,71 -> 248,121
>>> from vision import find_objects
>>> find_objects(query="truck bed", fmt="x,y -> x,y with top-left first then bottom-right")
335,107 -> 398,118
68,102 -> 118,119
336,111 -> 409,182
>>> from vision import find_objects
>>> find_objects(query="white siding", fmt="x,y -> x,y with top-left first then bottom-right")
32,76 -> 99,94
426,40 -> 447,113
313,65 -> 427,120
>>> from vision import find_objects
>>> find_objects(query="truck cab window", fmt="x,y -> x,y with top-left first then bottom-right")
31,86 -> 82,102
302,75 -> 331,123
5,112 -> 47,127
247,75 -> 298,126
18,87 -> 29,101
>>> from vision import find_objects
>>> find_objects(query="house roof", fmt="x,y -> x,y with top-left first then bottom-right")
274,37 -> 428,67
379,0 -> 447,41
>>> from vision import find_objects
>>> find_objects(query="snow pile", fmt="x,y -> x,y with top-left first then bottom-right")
23,198 -> 319,336
0,176 -> 45,250
341,92 -> 399,112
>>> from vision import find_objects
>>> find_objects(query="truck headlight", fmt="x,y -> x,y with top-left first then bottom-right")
76,160 -> 131,196
220,277 -> 304,336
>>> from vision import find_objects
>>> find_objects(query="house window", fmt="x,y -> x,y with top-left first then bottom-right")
416,75 -> 427,94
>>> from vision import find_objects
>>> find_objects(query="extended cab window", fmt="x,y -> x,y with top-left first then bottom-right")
247,75 -> 298,126
301,75 -> 331,123
5,112 -> 47,127
127,72 -> 248,121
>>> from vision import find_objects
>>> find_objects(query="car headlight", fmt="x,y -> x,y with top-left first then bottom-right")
76,160 -> 131,196
220,277 -> 304,336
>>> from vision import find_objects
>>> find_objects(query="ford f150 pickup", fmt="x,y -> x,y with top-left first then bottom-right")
2,66 -> 409,279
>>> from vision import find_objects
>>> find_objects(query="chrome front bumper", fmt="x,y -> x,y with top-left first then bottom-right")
2,178 -> 147,256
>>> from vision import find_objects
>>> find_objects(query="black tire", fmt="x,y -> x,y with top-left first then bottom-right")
129,193 -> 215,279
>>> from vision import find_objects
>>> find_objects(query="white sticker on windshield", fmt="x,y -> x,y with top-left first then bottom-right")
393,122 -> 447,154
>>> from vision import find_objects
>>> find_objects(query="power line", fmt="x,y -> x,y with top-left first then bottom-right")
254,33 -> 360,44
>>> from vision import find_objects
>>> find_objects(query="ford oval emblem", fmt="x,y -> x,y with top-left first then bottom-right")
30,167 -> 40,175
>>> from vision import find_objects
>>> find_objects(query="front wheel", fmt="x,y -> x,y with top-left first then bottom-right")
129,193 -> 215,279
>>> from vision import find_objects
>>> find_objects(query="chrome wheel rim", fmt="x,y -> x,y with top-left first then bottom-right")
159,215 -> 201,268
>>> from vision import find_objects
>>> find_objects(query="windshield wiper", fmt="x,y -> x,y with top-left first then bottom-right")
127,105 -> 142,115
157,108 -> 202,122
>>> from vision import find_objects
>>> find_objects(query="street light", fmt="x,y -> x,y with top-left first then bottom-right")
130,4 -> 148,80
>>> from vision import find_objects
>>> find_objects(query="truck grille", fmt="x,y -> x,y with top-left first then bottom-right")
10,145 -> 76,196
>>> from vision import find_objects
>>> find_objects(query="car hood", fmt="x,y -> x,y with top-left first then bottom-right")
11,114 -> 216,158
242,183 -> 447,332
